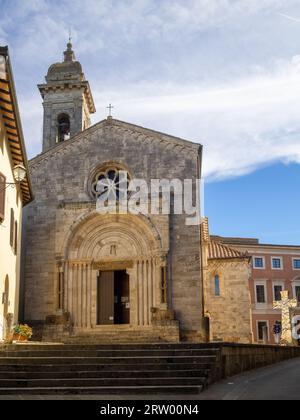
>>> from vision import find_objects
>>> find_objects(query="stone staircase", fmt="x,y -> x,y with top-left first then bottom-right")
0,343 -> 221,395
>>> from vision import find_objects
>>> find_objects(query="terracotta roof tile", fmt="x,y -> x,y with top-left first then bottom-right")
208,241 -> 249,260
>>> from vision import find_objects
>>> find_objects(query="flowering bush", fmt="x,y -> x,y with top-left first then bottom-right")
13,324 -> 33,339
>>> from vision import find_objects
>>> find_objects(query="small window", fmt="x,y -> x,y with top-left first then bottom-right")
256,285 -> 266,303
0,173 -> 6,222
254,257 -> 264,269
274,285 -> 283,302
293,259 -> 300,270
14,220 -> 18,255
9,208 -> 14,247
57,114 -> 70,143
272,258 -> 282,269
258,321 -> 268,341
214,275 -> 221,296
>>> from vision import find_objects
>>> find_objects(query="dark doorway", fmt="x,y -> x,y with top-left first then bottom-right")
97,270 -> 130,325
114,271 -> 130,325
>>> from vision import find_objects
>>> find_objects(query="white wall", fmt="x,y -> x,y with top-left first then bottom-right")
0,112 -> 23,340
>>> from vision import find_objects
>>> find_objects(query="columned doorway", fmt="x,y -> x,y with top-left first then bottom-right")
61,213 -> 169,333
97,270 -> 130,325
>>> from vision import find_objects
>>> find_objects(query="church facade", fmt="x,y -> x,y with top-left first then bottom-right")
22,42 -> 206,342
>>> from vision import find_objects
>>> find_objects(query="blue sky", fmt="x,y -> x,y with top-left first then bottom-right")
1,0 -> 300,244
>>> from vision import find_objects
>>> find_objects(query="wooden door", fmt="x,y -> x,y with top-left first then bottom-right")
97,271 -> 114,325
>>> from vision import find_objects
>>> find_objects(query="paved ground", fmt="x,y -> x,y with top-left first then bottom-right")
198,357 -> 300,400
0,358 -> 299,400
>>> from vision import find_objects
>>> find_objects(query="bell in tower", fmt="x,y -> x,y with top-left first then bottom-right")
38,40 -> 96,152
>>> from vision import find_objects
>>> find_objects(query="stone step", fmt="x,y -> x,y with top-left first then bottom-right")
63,335 -> 172,345
0,370 -> 209,380
0,355 -> 217,365
0,385 -> 203,395
0,348 -> 219,358
0,343 -> 219,395
0,377 -> 207,388
0,362 -> 215,372
0,343 -> 221,351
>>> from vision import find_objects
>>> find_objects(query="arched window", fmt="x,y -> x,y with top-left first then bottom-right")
57,114 -> 70,143
214,275 -> 221,297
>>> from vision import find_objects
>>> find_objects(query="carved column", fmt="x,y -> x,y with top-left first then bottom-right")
91,267 -> 98,328
81,264 -> 86,328
134,257 -> 157,326
138,259 -> 144,325
127,265 -> 138,326
67,262 -> 74,324
66,261 -> 94,330
63,261 -> 69,312
144,259 -> 150,325
73,263 -> 79,327
86,262 -> 92,329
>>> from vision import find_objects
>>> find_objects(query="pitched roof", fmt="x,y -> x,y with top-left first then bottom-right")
0,46 -> 33,205
208,241 -> 249,261
30,117 -> 202,166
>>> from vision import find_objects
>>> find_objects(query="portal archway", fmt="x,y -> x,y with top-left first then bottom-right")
60,213 -> 168,331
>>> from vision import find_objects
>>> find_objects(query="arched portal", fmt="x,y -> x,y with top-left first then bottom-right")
60,213 -> 168,331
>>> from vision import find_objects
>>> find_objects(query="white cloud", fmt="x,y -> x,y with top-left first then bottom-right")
2,0 -> 300,182
277,12 -> 300,23
89,54 -> 300,180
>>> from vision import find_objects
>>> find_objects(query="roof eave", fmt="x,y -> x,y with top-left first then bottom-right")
0,46 -> 34,205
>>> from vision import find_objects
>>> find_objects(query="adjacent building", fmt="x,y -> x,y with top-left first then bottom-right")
212,236 -> 300,344
202,219 -> 253,344
0,46 -> 33,341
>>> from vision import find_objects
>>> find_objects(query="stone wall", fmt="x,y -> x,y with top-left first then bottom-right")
213,343 -> 300,381
204,259 -> 253,344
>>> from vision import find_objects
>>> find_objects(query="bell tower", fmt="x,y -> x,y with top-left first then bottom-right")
38,41 -> 96,152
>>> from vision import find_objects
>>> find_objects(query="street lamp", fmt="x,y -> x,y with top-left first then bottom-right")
0,164 -> 27,192
12,164 -> 27,183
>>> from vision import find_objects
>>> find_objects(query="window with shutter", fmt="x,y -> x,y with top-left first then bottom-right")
14,220 -> 18,255
10,208 -> 14,247
0,173 -> 6,222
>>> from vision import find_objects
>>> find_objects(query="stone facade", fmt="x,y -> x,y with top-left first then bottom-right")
202,219 -> 253,343
21,43 -> 205,342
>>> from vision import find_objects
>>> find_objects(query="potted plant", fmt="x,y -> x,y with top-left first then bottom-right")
12,324 -> 33,342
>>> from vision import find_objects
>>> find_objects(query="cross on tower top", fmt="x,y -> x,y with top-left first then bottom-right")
107,104 -> 114,119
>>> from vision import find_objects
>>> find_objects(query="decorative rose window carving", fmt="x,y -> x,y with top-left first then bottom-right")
91,167 -> 130,200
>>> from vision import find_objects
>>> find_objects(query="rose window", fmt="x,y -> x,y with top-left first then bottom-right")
91,168 -> 129,200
